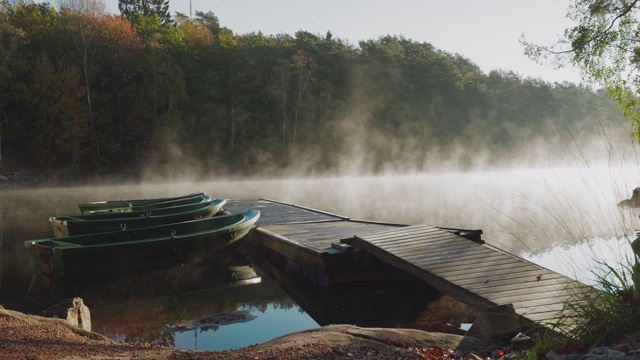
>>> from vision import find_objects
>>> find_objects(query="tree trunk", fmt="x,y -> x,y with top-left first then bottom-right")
75,30 -> 99,163
293,65 -> 313,144
152,60 -> 158,121
0,104 -> 5,166
230,103 -> 235,149
282,89 -> 287,150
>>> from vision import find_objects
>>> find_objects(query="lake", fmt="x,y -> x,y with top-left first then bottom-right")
2,165 -> 639,349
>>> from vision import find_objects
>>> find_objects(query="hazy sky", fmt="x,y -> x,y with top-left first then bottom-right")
104,0 -> 581,84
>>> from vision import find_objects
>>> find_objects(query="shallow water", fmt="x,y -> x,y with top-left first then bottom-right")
2,165 -> 640,348
0,183 -> 444,349
170,303 -> 317,351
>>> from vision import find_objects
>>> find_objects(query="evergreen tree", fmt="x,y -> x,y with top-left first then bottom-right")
118,0 -> 171,25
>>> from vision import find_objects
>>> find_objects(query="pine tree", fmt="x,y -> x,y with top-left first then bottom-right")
118,0 -> 172,25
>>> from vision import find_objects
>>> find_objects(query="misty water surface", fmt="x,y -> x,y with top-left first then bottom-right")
201,165 -> 640,285
6,165 -> 640,270
205,166 -> 640,250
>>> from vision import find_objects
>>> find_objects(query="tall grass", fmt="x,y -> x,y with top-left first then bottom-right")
515,124 -> 640,350
550,254 -> 640,348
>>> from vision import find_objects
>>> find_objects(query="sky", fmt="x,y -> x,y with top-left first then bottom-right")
104,0 -> 582,84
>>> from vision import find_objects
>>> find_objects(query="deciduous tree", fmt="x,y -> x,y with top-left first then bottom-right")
195,10 -> 221,38
523,0 -> 640,139
0,4 -> 26,167
57,0 -> 106,17
60,5 -> 102,165
29,55 -> 88,173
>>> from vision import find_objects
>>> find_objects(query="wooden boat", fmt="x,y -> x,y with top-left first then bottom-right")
26,210 -> 260,278
78,192 -> 205,214
50,198 -> 227,237
88,193 -> 211,214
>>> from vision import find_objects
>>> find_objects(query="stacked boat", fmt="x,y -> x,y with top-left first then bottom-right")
25,193 -> 260,278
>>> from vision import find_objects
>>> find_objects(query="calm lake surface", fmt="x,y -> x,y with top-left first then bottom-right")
1,166 -> 639,349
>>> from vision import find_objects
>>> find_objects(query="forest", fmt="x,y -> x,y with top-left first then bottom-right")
0,1 -> 631,181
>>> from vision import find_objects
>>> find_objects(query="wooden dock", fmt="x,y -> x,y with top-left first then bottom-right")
344,225 -> 588,333
224,198 -> 588,335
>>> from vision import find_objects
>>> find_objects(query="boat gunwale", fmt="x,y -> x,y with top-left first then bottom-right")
78,192 -> 205,209
85,193 -> 212,214
52,198 -> 227,223
29,210 -> 260,251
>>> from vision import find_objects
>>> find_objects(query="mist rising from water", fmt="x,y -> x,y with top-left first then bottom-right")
3,145 -> 640,303
135,119 -> 640,254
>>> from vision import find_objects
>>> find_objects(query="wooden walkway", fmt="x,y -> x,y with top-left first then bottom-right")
224,198 -> 403,252
345,225 -> 588,331
224,199 -> 589,333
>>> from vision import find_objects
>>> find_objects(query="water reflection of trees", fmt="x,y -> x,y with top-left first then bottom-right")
90,268 -> 291,346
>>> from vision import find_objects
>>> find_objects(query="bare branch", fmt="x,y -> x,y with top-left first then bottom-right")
57,0 -> 106,18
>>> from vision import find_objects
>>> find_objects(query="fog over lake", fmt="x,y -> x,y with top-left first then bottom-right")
201,164 -> 638,287
2,130 -> 640,294
78,165 -> 640,252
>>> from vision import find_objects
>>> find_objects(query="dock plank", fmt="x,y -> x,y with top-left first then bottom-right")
415,254 -> 524,271
453,271 -> 567,287
456,273 -> 568,290
397,246 -> 491,262
379,238 -> 472,253
425,265 -> 554,288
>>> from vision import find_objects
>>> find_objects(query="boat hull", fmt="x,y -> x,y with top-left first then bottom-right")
27,210 -> 260,278
88,194 -> 211,214
50,199 -> 226,237
78,193 -> 205,214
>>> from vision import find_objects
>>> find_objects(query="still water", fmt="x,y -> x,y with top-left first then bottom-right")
0,182 -> 448,350
171,304 -> 316,351
1,166 -> 639,349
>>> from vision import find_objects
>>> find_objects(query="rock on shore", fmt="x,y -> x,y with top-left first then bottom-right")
0,306 -> 485,359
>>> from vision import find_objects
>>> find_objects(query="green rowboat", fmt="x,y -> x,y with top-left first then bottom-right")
50,198 -> 227,237
78,192 -> 205,215
26,210 -> 260,278
88,193 -> 211,214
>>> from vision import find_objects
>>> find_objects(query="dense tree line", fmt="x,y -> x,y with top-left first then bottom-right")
0,1 -> 629,180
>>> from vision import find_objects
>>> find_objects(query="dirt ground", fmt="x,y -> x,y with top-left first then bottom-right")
0,307 -> 485,359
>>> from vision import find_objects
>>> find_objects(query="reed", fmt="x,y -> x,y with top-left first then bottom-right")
555,254 -> 640,345
518,125 -> 640,353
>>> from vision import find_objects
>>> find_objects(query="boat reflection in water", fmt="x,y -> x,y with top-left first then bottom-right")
26,248 -> 313,350
27,248 -> 262,307
26,245 -> 477,351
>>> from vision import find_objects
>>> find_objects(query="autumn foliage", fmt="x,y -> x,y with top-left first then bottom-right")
0,1 -> 629,180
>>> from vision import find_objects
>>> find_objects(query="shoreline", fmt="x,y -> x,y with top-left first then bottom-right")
0,306 -> 485,359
